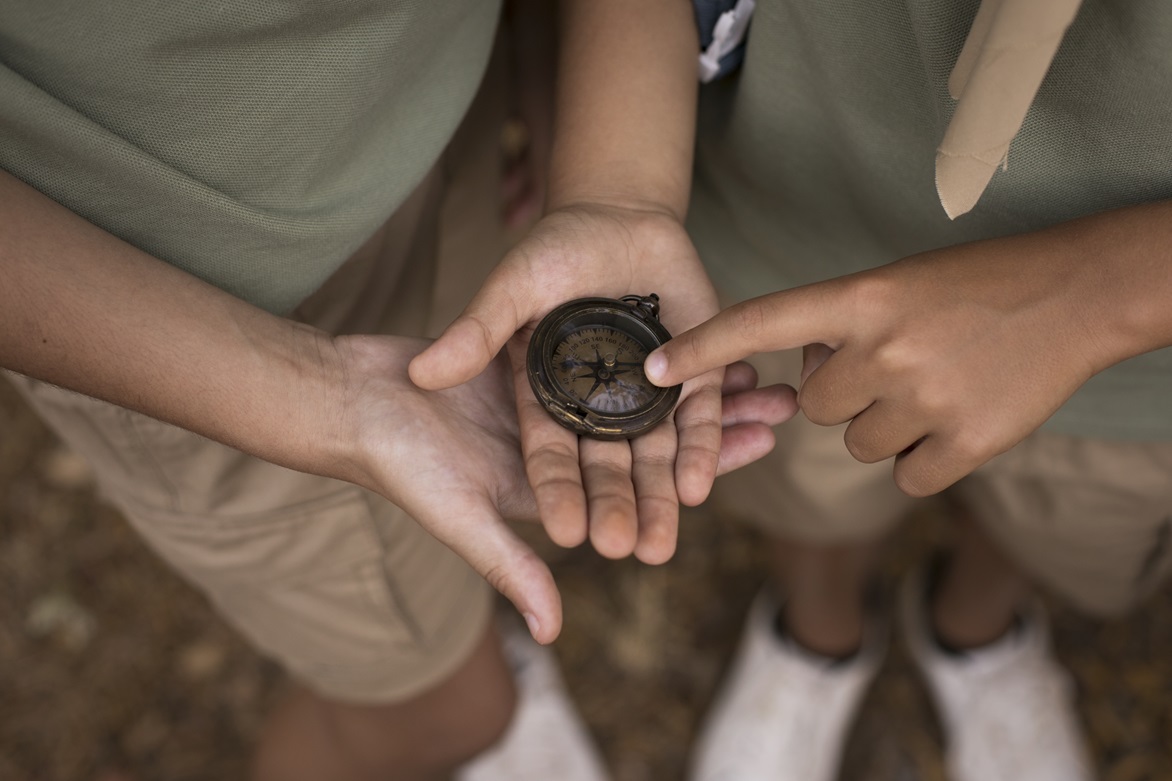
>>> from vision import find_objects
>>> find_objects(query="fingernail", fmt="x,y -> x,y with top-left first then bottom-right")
645,351 -> 668,384
523,612 -> 541,640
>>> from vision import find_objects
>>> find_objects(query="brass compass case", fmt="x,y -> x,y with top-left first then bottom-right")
526,295 -> 683,440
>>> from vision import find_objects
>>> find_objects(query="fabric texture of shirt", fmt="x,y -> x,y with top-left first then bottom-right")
0,0 -> 501,315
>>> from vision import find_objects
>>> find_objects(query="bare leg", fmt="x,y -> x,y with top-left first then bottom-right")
251,623 -> 517,781
930,511 -> 1031,650
767,538 -> 881,658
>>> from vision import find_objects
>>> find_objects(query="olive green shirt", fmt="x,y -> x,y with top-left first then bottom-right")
0,0 -> 501,315
689,0 -> 1172,440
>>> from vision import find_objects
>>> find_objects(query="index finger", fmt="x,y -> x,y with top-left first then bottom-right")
644,285 -> 847,388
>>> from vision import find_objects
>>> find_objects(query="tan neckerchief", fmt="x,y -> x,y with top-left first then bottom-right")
935,0 -> 1084,219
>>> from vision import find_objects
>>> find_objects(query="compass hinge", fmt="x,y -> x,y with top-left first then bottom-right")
622,293 -> 661,321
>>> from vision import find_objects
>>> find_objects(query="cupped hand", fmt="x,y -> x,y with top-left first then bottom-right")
408,203 -> 795,565
334,334 -> 562,642
645,231 -> 1107,496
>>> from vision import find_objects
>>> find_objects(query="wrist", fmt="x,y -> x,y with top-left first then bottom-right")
225,320 -> 360,486
546,175 -> 691,224
1057,202 -> 1172,374
545,193 -> 684,225
311,332 -> 375,490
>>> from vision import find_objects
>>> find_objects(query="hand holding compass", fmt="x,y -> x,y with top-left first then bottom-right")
410,204 -> 796,565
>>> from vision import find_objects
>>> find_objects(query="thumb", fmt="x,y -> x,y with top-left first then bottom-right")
409,264 -> 537,390
435,508 -> 564,644
801,342 -> 835,386
644,285 -> 846,388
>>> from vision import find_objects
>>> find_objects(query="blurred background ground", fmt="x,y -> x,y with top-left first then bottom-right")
2,378 -> 1170,781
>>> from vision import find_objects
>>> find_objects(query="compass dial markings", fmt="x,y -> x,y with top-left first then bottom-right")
550,326 -> 656,414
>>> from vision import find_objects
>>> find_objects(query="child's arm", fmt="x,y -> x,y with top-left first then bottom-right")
546,0 -> 698,222
645,201 -> 1172,496
0,167 -> 573,640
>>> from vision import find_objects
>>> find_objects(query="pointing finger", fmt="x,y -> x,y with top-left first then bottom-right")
644,284 -> 849,388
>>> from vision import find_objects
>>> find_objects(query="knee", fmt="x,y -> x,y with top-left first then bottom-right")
253,624 -> 520,781
323,648 -> 519,778
396,675 -> 518,770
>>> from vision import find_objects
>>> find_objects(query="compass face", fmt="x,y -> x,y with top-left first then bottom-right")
550,327 -> 656,414
527,296 -> 682,440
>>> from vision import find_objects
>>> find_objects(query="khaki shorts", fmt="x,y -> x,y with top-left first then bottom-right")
711,346 -> 1172,617
6,59 -> 510,705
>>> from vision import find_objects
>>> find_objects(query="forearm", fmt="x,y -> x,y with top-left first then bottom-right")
550,0 -> 697,219
0,169 -> 351,481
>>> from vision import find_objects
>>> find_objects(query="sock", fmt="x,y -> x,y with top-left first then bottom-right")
925,552 -> 1023,657
772,608 -> 861,667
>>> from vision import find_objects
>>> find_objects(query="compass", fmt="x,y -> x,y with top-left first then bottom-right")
527,295 -> 682,440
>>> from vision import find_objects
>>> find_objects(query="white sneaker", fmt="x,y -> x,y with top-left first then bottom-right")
689,589 -> 885,781
900,569 -> 1095,781
455,619 -> 610,781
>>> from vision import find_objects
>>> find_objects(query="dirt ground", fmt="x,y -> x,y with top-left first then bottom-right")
2,379 -> 1170,781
